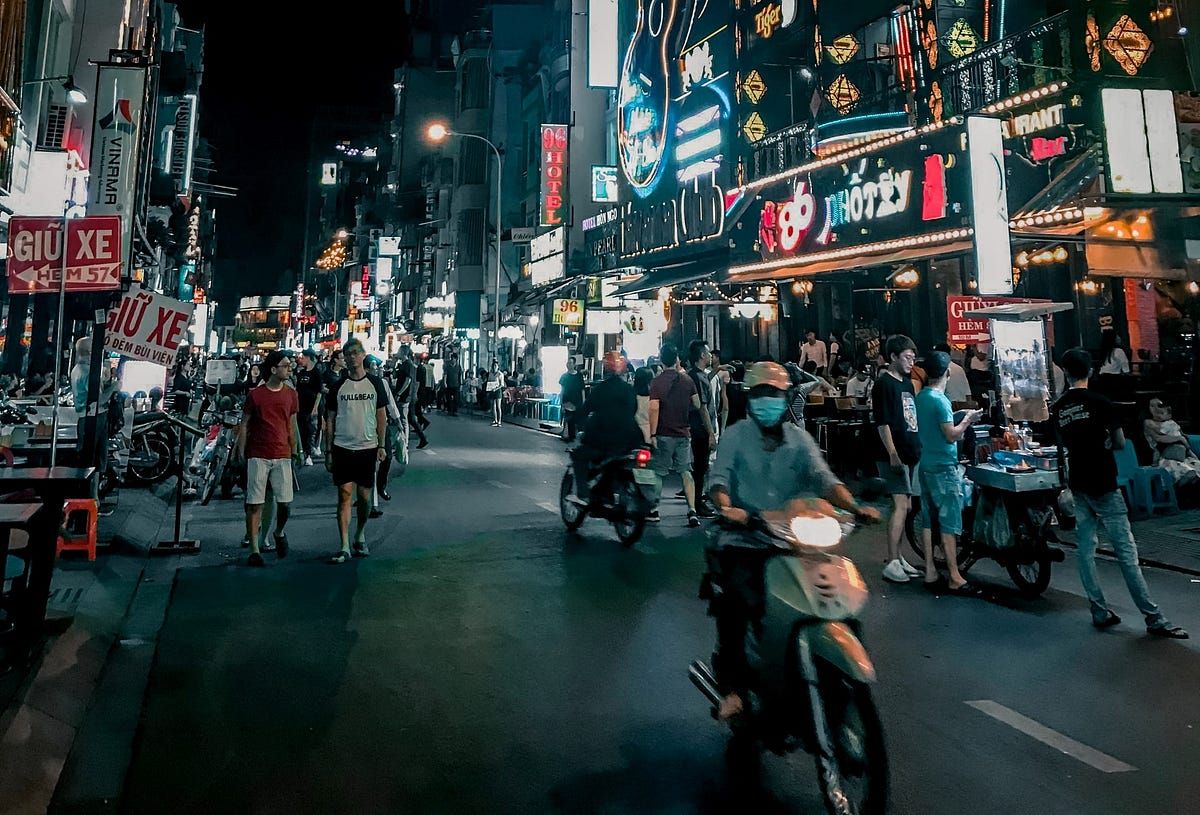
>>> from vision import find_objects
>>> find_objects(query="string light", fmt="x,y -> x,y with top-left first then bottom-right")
728,228 -> 974,278
980,81 -> 1069,114
1009,206 -> 1096,230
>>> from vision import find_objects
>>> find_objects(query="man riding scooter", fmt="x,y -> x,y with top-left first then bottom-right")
706,362 -> 880,720
569,352 -> 644,504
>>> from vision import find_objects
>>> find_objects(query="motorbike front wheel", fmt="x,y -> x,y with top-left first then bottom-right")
201,445 -> 230,506
559,470 -> 586,531
1006,556 -> 1051,596
127,431 -> 174,484
813,666 -> 889,815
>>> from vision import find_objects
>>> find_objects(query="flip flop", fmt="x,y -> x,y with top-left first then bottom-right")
946,581 -> 987,598
1147,624 -> 1189,640
923,577 -> 947,593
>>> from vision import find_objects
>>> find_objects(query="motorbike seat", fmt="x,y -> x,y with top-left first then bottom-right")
133,410 -> 169,426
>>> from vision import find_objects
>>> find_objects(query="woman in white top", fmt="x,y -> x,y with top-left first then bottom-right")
1098,329 -> 1130,375
487,361 -> 506,427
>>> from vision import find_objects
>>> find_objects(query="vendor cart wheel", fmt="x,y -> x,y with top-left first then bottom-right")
1006,557 -> 1051,597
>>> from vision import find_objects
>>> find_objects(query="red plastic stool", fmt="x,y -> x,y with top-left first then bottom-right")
57,498 -> 98,561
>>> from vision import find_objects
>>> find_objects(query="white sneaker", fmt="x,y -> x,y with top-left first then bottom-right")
304,455 -> 313,467
899,557 -> 922,578
882,559 -> 911,583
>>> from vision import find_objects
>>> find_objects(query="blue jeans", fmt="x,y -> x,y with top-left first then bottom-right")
1074,490 -> 1165,626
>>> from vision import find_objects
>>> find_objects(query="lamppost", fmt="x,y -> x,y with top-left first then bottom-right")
426,123 -> 503,366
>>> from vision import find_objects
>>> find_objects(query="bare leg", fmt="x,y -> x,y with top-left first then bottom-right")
354,484 -> 372,544
337,483 -> 353,552
922,527 -> 937,582
245,504 -> 263,555
888,494 -> 909,562
682,471 -> 697,512
274,502 -> 291,537
943,532 -> 968,587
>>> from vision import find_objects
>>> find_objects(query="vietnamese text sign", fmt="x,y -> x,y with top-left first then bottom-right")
105,286 -> 196,366
947,296 -> 1045,345
552,298 -> 584,327
540,124 -> 569,226
89,65 -> 147,275
6,216 -> 123,294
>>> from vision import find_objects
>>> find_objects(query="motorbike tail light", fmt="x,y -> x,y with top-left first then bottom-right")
635,448 -> 652,466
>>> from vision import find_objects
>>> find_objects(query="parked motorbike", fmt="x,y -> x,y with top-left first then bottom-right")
558,442 -> 656,546
200,406 -> 243,505
689,513 -> 888,815
124,411 -> 177,485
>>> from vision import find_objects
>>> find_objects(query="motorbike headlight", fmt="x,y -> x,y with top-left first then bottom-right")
788,514 -> 844,549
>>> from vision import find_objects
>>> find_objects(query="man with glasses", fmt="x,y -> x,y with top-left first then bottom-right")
236,350 -> 300,567
324,338 -> 389,563
872,335 -> 924,583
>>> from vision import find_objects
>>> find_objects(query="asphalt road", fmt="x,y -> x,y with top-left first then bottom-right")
111,414 -> 1200,814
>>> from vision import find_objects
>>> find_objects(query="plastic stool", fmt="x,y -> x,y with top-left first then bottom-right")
57,498 -> 98,561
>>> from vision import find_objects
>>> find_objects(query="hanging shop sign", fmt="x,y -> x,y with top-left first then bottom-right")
751,125 -> 971,263
531,227 -> 566,286
947,296 -> 1047,344
169,93 -> 199,194
552,298 -> 585,327
88,65 -> 148,276
540,124 -> 569,226
105,285 -> 196,367
6,215 -> 124,294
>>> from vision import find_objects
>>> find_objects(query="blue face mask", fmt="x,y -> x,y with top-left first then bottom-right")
748,395 -> 789,427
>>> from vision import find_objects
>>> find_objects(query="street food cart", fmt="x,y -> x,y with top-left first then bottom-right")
955,302 -> 1074,594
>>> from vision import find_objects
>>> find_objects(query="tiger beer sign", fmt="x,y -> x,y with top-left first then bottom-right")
105,286 -> 195,366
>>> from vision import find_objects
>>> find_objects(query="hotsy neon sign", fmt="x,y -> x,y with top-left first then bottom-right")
827,160 -> 913,228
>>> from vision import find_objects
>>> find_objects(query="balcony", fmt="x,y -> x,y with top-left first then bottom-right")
928,12 -> 1071,120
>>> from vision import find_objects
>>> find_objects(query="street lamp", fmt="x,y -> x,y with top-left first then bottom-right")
22,75 -> 87,105
426,121 -> 503,367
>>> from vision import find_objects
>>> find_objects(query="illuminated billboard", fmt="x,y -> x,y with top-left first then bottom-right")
540,124 -> 569,226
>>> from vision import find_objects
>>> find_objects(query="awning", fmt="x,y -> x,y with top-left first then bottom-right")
504,277 -> 579,315
1011,148 -> 1102,222
962,302 -> 1074,321
614,259 -> 727,296
727,241 -> 971,283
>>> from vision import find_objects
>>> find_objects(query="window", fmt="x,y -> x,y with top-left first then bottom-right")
458,208 -> 485,265
460,58 -> 489,111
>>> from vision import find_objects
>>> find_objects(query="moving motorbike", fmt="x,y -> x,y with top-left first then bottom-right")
689,513 -> 888,815
558,441 -> 656,546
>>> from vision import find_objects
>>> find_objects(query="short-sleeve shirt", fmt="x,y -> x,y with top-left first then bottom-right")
244,384 -> 299,460
872,372 -> 921,465
709,420 -> 842,516
688,366 -> 711,434
649,369 -> 697,438
1053,388 -> 1119,497
295,365 -> 323,414
916,388 -> 957,468
328,373 -> 388,451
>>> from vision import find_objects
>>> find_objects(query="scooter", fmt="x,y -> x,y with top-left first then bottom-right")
558,442 -> 656,547
689,513 -> 888,815
199,405 -> 243,505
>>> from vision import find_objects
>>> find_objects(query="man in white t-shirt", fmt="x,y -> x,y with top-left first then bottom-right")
799,330 -> 828,372
325,338 -> 389,564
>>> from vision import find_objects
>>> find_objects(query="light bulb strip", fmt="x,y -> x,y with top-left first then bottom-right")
1009,206 -> 1087,230
978,81 -> 1068,115
728,228 -> 975,278
734,115 -> 966,196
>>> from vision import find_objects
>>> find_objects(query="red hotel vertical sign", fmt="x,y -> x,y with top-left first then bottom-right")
540,124 -> 568,226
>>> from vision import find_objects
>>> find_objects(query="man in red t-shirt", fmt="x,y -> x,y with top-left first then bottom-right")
236,351 -> 299,567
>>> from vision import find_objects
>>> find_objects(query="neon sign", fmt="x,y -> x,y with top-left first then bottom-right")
617,0 -> 675,198
1029,136 -> 1067,161
755,4 -> 782,38
826,161 -> 913,228
540,124 -> 569,226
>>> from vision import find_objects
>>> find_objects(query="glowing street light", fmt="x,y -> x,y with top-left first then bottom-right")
427,122 -> 450,142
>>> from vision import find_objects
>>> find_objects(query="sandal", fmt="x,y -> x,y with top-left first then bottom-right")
946,581 -> 987,598
1147,624 -> 1189,639
328,550 -> 352,564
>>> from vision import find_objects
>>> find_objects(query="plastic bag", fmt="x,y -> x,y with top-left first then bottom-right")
973,491 -> 1013,550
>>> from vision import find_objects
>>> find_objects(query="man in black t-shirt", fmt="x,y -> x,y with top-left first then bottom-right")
873,335 -> 923,584
687,339 -> 718,518
295,349 -> 323,465
1053,348 -> 1186,638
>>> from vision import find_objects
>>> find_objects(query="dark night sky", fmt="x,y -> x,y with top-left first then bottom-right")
173,1 -> 416,315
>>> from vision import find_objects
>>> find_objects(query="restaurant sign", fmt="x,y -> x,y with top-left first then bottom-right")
754,126 -> 972,262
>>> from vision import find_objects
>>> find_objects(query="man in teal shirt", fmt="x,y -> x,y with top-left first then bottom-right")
915,351 -> 983,596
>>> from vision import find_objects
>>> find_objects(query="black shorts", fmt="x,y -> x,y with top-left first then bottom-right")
331,445 -> 378,487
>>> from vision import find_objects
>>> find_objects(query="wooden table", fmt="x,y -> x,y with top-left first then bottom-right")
0,467 -> 95,672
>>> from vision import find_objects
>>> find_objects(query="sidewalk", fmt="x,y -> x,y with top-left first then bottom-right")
1057,509 -> 1200,575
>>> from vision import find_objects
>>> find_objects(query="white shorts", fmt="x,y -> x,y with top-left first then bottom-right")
246,457 -> 294,505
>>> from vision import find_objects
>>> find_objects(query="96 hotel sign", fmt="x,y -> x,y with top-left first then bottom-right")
6,216 -> 123,294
